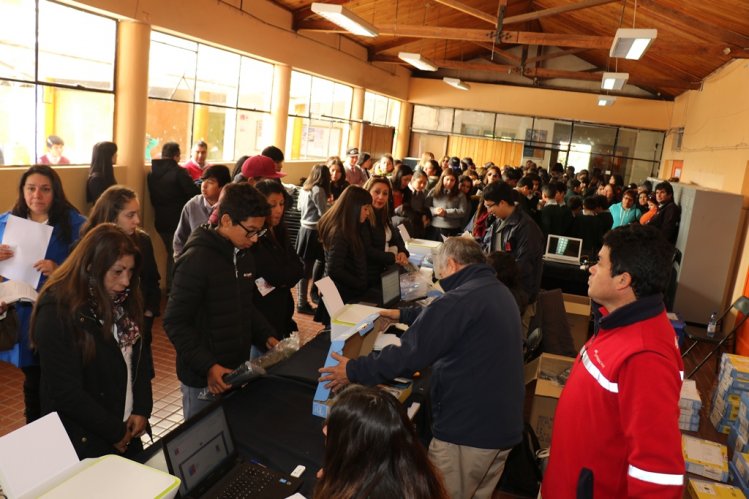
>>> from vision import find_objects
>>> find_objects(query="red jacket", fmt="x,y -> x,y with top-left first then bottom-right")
542,294 -> 685,498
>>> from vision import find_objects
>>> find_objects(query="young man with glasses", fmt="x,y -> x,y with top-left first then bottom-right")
164,183 -> 278,419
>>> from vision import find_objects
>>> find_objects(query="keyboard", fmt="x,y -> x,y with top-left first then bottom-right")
217,463 -> 277,499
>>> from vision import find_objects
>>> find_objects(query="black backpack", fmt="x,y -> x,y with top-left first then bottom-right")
496,423 -> 544,497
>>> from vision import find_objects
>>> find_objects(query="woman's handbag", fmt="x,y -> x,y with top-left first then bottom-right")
0,305 -> 19,351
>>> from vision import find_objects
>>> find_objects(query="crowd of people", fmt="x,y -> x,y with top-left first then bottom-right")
0,143 -> 686,498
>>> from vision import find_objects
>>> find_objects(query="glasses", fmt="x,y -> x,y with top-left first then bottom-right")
484,201 -> 496,209
237,221 -> 267,240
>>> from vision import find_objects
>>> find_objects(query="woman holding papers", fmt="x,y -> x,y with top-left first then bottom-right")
31,224 -> 152,459
0,164 -> 85,423
361,177 -> 409,288
81,186 -> 161,378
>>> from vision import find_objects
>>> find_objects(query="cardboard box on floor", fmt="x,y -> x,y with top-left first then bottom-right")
563,293 -> 591,352
524,353 -> 576,448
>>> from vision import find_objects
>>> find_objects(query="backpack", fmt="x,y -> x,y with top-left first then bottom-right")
496,423 -> 544,497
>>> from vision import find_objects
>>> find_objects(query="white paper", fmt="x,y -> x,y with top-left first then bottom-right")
254,277 -> 275,297
285,493 -> 307,499
398,224 -> 412,243
407,402 -> 421,420
0,280 -> 39,304
335,304 -> 381,325
0,215 -> 54,288
441,234 -> 448,242
315,276 -> 345,318
0,412 -> 79,499
374,333 -> 401,351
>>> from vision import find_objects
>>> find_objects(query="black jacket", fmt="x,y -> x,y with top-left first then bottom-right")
650,200 -> 681,244
164,226 -> 275,387
147,159 -> 199,233
134,230 -> 161,317
250,227 -> 304,340
34,292 -> 152,459
348,264 -> 524,450
360,218 -> 409,287
325,230 -> 368,304
86,173 -> 115,204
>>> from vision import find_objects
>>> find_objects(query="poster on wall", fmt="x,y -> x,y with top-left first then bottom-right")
523,129 -> 548,158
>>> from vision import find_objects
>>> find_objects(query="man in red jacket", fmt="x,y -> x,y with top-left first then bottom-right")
542,224 -> 684,498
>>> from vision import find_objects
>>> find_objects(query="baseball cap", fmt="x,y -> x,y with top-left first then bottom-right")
241,155 -> 286,179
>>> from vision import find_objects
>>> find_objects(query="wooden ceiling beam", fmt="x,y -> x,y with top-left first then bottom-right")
637,0 -> 749,49
525,48 -> 586,64
432,0 -> 495,25
503,0 -> 621,25
524,67 -> 701,90
500,31 -> 612,49
371,38 -> 416,55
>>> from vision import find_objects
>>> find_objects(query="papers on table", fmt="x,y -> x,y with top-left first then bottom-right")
0,215 -> 53,288
374,333 -> 401,351
0,280 -> 38,304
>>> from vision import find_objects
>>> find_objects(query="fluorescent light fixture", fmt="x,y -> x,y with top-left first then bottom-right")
310,3 -> 378,37
443,77 -> 470,91
610,28 -> 657,60
601,72 -> 629,90
598,96 -> 617,106
398,52 -> 438,71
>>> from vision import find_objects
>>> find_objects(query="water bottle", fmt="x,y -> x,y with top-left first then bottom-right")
707,312 -> 718,337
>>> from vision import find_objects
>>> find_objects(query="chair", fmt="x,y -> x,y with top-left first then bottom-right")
681,296 -> 749,379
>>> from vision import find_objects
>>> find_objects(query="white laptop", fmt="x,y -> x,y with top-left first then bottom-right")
543,234 -> 583,265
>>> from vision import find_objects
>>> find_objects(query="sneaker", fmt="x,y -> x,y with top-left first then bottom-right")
296,303 -> 316,315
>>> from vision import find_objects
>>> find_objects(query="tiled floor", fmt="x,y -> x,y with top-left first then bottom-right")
0,294 -> 323,445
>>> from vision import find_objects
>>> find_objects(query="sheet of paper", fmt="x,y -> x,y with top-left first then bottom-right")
0,412 -> 79,498
0,280 -> 39,303
335,304 -> 381,325
398,224 -> 412,243
315,277 -> 345,319
0,215 -> 54,288
254,277 -> 275,297
374,333 -> 401,351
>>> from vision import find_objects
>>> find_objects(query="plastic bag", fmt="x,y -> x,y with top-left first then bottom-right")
400,271 -> 432,302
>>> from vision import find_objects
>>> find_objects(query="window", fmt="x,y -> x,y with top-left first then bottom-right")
412,105 -> 453,133
453,110 -> 494,137
0,0 -> 116,166
147,31 -> 274,162
286,71 -> 353,160
364,91 -> 401,128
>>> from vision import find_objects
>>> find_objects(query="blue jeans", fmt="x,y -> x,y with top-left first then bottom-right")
181,383 -> 216,420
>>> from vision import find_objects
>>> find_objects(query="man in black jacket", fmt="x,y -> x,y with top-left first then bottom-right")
164,183 -> 277,419
320,237 -> 524,499
147,142 -> 199,290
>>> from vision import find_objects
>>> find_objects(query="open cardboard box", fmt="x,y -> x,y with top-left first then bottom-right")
398,224 -> 442,256
562,293 -> 591,352
316,276 -> 384,340
524,353 -> 576,448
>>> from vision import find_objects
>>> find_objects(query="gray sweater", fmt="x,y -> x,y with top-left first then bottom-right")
173,194 -> 214,257
297,185 -> 329,229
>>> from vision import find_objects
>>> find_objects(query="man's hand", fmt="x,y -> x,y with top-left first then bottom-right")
318,352 -> 351,392
378,309 -> 400,321
395,252 -> 409,266
126,414 -> 147,438
113,428 -> 133,453
266,336 -> 280,350
207,364 -> 233,394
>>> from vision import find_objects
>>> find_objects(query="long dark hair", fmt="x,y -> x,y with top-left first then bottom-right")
12,164 -> 79,244
393,164 -> 413,194
30,224 -> 143,363
314,386 -> 448,499
232,155 -> 250,179
431,169 -> 459,200
87,141 -> 117,202
254,179 -> 289,245
81,185 -> 137,236
318,186 -> 371,254
303,164 -> 331,196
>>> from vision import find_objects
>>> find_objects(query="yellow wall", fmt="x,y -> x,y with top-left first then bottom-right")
408,78 -> 674,130
658,59 -> 749,317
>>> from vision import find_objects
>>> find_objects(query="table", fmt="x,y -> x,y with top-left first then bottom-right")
541,260 -> 589,296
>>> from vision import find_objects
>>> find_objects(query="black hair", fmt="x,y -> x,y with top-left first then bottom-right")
302,164 -> 332,196
393,164 -> 414,193
603,224 -> 674,298
655,181 -> 674,197
87,141 -> 118,203
567,178 -> 581,189
582,196 -> 598,211
356,152 -> 372,167
46,135 -> 64,147
261,145 -> 284,163
218,182 -> 270,223
318,186 -> 371,254
161,142 -> 180,160
487,251 -> 528,314
193,140 -> 207,149
541,183 -> 557,198
232,155 -> 250,178
482,181 -> 515,205
254,179 -> 289,245
81,185 -> 137,236
567,195 -> 582,211
12,165 -> 79,244
431,169 -> 459,199
201,164 -> 231,187
517,176 -> 534,189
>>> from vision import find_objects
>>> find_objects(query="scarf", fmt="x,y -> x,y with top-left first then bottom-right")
88,286 -> 141,349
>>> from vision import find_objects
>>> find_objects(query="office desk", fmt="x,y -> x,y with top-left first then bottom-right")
541,260 -> 589,296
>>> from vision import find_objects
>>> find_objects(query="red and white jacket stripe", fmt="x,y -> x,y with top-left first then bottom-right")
542,294 -> 685,498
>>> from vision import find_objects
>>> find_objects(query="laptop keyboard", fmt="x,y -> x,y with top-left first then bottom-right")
217,464 -> 277,498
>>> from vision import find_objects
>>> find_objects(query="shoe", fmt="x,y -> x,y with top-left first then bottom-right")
296,303 -> 316,315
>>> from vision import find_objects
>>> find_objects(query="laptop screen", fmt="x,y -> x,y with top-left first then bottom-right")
546,235 -> 582,259
162,405 -> 235,496
381,267 -> 401,307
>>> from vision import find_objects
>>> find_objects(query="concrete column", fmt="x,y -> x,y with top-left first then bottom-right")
348,86 -> 365,149
394,101 -> 413,160
114,20 -> 150,200
270,63 -> 291,150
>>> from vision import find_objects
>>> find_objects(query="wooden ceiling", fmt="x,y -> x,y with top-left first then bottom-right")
278,0 -> 749,99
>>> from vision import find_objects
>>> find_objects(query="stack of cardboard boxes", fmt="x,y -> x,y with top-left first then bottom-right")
710,354 -> 749,434
681,379 -> 702,432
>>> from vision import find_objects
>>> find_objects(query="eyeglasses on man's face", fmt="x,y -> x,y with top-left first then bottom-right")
237,221 -> 267,239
